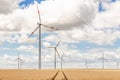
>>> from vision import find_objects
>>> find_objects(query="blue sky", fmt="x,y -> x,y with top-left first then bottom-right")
22,0 -> 119,52
19,0 -> 43,7
0,0 -> 120,69
3,0 -> 118,50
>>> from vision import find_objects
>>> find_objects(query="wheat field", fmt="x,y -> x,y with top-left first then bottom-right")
0,69 -> 120,80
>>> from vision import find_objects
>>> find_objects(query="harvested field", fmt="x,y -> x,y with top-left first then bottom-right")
0,69 -> 120,80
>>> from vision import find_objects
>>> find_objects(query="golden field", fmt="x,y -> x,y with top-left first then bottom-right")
0,69 -> 120,80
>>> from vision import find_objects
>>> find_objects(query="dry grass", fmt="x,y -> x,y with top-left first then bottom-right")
0,69 -> 120,80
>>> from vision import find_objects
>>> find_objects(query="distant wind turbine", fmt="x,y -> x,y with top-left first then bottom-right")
114,51 -> 120,69
60,52 -> 65,69
84,59 -> 88,69
15,52 -> 24,69
116,60 -> 120,69
81,57 -> 88,69
48,41 -> 61,69
114,57 -> 120,69
98,52 -> 107,69
28,4 -> 59,69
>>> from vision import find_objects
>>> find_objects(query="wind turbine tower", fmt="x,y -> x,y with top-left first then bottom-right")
84,59 -> 88,69
82,58 -> 88,69
60,52 -> 65,69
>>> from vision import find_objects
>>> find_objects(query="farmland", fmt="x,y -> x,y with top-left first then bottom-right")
0,69 -> 120,80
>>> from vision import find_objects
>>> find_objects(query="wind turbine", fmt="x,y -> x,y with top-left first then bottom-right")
98,52 -> 107,69
15,52 -> 24,69
81,57 -> 88,69
84,59 -> 88,69
114,51 -> 120,69
60,52 -> 65,69
115,60 -> 120,69
28,4 -> 59,69
48,41 -> 61,69
19,60 -> 24,69
114,57 -> 120,69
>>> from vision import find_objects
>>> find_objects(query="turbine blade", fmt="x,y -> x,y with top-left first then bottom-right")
56,49 -> 60,58
28,26 -> 39,38
20,58 -> 24,61
14,58 -> 18,61
61,52 -> 65,62
61,57 -> 65,62
37,4 -> 41,23
62,52 -> 65,57
104,58 -> 108,61
56,40 -> 61,47
41,24 -> 59,30
47,46 -> 55,48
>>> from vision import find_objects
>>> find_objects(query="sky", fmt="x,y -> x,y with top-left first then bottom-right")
0,0 -> 120,69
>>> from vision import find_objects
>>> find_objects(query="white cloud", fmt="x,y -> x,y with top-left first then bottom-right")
1,45 -> 120,68
0,32 -> 13,44
16,45 -> 38,53
14,34 -> 37,44
44,28 -> 120,45
0,6 -> 37,32
44,34 -> 60,42
0,48 -> 10,50
39,0 -> 98,30
0,33 -> 37,44
42,0 -> 120,45
43,41 -> 51,47
0,0 -> 98,32
0,0 -> 120,46
86,1 -> 120,45
93,0 -> 120,28
0,54 -> 39,69
85,29 -> 120,45
0,0 -> 22,14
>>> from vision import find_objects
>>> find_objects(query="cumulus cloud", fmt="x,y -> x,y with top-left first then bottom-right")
1,44 -> 120,68
43,41 -> 51,47
40,0 -> 120,45
93,0 -> 120,28
0,0 -> 22,14
0,0 -> 101,45
39,0 -> 98,30
42,0 -> 120,45
0,33 -> 37,44
0,6 -> 37,32
12,34 -> 37,44
0,32 -> 13,44
44,28 -> 120,45
0,0 -> 120,45
16,45 -> 38,53
0,0 -> 98,32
